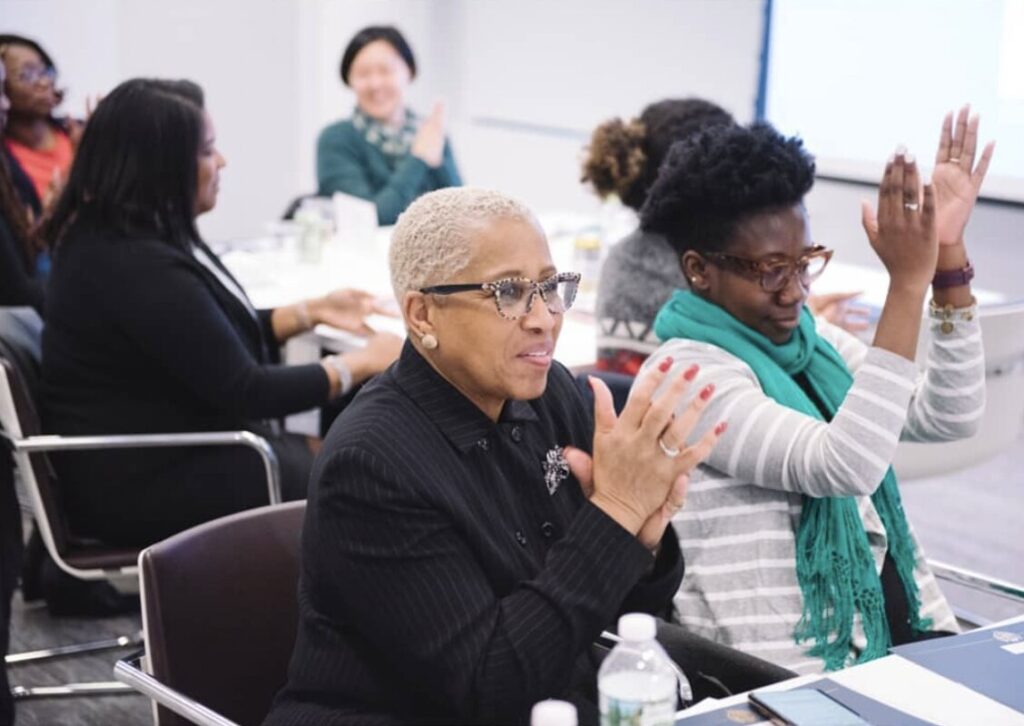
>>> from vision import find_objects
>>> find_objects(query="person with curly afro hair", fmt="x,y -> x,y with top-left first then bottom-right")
637,117 -> 992,673
582,98 -> 735,375
581,101 -> 865,378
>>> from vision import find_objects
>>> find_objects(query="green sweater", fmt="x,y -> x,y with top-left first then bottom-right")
316,119 -> 462,225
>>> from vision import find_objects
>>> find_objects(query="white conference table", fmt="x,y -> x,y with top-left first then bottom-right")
217,220 -> 1006,433
676,614 -> 1024,725
218,223 -> 601,369
219,221 -> 1006,360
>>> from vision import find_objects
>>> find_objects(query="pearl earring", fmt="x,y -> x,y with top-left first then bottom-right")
421,333 -> 438,350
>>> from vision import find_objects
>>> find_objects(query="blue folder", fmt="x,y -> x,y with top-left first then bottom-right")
676,678 -> 936,725
890,621 -> 1024,713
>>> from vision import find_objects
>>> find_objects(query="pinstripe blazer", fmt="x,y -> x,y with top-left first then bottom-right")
265,342 -> 684,726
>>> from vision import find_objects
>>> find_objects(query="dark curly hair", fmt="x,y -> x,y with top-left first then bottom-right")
581,98 -> 735,211
640,122 -> 815,255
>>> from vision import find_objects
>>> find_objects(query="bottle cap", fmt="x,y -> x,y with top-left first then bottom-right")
618,612 -> 657,642
530,699 -> 578,726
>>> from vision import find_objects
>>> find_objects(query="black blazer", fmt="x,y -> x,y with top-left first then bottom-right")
1,145 -> 41,218
265,343 -> 684,726
0,213 -> 44,313
40,226 -> 328,536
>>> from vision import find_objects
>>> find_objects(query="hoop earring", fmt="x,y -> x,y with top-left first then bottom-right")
421,333 -> 438,350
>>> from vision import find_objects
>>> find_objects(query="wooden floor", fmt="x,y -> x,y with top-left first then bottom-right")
6,434 -> 1024,725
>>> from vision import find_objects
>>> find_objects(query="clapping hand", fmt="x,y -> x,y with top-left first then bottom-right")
861,150 -> 938,293
67,94 -> 103,150
411,101 -> 446,168
564,359 -> 725,551
932,105 -> 995,246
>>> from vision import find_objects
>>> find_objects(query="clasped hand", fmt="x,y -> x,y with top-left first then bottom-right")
565,358 -> 725,551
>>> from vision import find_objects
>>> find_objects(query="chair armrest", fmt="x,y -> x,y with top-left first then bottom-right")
928,559 -> 1024,603
11,430 -> 281,505
114,652 -> 240,726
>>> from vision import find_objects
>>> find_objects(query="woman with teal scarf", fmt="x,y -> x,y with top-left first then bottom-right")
316,26 -> 462,226
638,114 -> 991,673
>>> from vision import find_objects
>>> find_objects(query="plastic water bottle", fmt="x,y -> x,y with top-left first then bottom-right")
598,613 -> 680,726
531,699 -> 578,726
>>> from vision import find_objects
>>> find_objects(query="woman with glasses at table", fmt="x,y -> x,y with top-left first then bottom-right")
39,78 -> 402,549
638,115 -> 992,674
263,187 -> 795,726
0,34 -> 80,216
316,25 -> 462,225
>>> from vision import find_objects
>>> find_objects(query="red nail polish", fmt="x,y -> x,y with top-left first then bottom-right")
715,421 -> 728,436
658,356 -> 673,373
700,383 -> 715,401
683,364 -> 699,381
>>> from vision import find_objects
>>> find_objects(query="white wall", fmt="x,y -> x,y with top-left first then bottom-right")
3,0 -> 1023,301
449,0 -> 764,213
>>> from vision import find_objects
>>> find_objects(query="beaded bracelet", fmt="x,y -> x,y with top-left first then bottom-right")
929,298 -> 977,335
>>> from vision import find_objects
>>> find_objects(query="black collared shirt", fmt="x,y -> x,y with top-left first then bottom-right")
266,342 -> 683,726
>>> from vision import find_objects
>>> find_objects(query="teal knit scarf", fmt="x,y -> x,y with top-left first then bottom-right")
654,290 -> 931,670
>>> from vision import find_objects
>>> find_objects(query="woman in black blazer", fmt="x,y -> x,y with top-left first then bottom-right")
39,79 -> 400,547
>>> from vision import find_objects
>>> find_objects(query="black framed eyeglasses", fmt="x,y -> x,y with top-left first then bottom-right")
420,272 -> 581,320
703,245 -> 833,293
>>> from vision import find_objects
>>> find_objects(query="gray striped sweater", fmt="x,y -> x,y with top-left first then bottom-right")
643,307 -> 985,673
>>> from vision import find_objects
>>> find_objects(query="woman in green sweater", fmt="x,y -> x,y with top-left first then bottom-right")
317,26 -> 462,225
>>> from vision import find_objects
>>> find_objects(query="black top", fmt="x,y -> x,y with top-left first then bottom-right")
0,213 -> 44,313
40,226 -> 329,536
2,144 -> 41,217
265,342 -> 684,726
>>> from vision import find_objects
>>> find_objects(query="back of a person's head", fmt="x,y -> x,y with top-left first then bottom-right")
339,25 -> 417,85
640,121 -> 816,255
42,77 -> 206,251
581,97 -> 735,211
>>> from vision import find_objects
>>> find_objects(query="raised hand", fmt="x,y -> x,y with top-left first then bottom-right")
933,105 -> 995,246
861,150 -> 938,294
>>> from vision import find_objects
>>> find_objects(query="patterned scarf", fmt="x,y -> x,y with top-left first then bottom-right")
654,290 -> 931,670
352,106 -> 418,158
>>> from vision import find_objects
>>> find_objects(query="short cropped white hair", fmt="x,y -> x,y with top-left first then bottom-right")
389,187 -> 536,301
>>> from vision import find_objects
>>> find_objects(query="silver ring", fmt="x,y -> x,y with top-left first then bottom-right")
658,437 -> 681,459
948,157 -> 961,163
904,202 -> 919,211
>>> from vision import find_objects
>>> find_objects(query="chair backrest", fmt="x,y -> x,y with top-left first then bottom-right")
0,331 -> 76,560
894,301 -> 1024,479
141,500 -> 306,726
574,369 -> 635,415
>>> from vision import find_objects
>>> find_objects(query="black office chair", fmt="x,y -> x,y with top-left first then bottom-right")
574,369 -> 635,415
0,311 -> 283,702
115,501 -> 305,726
